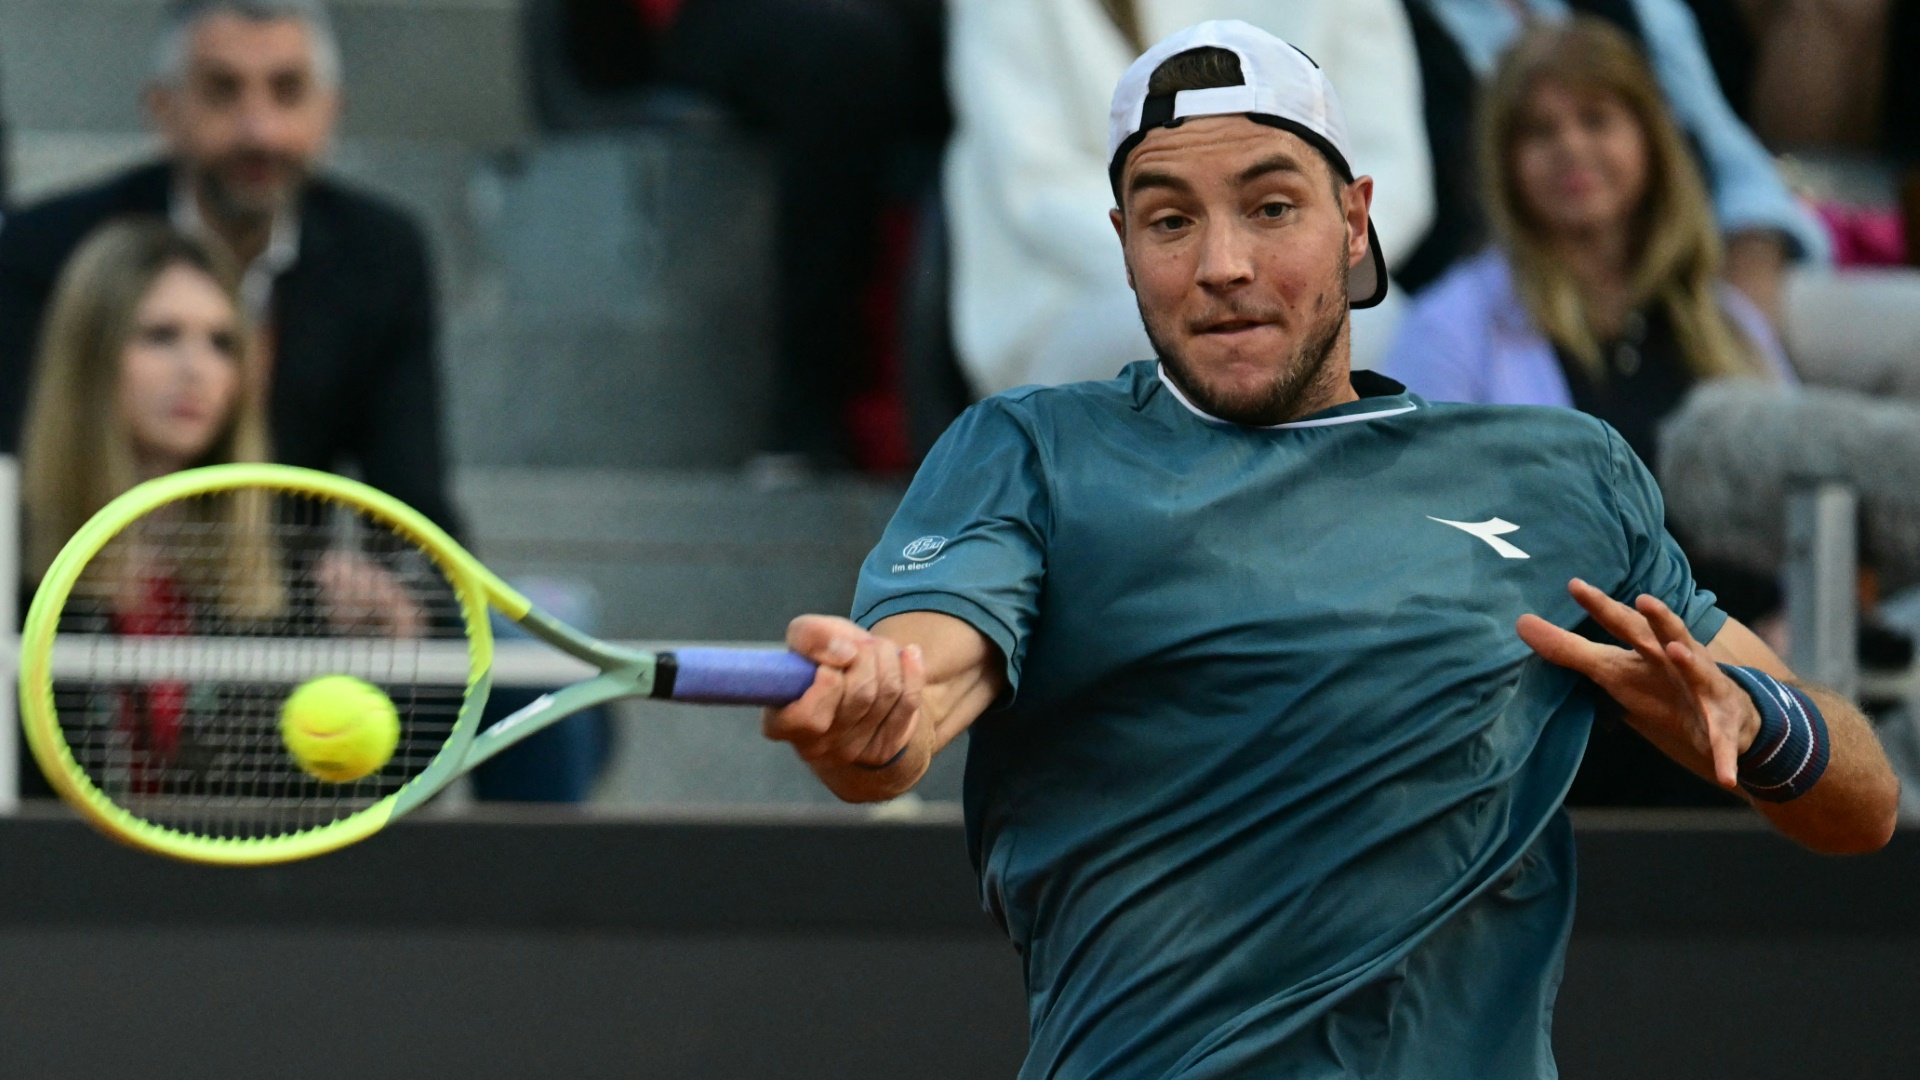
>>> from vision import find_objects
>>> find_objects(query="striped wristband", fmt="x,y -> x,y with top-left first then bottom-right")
1721,664 -> 1830,803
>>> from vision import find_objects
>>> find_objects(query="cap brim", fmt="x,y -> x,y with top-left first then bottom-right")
1349,217 -> 1389,309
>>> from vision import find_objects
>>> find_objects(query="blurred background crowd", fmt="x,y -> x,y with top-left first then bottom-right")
0,0 -> 1916,812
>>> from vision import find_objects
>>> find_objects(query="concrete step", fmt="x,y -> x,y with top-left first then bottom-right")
452,133 -> 778,468
455,467 -> 903,641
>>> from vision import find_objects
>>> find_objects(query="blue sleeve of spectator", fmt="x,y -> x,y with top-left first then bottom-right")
851,396 -> 1050,697
1631,0 -> 1830,263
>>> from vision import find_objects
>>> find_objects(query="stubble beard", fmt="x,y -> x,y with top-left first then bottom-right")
1143,250 -> 1351,427
195,153 -> 308,233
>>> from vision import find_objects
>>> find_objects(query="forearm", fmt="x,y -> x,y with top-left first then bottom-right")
1750,682 -> 1900,854
807,612 -> 1004,803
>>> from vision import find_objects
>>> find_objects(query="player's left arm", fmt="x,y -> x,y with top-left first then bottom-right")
1520,579 -> 1899,854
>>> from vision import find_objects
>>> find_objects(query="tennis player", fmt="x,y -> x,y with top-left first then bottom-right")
764,21 -> 1899,1078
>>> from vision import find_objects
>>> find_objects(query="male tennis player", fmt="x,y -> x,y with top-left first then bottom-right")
763,21 -> 1899,1078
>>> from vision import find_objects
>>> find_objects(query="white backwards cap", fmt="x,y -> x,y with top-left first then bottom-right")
1108,20 -> 1388,308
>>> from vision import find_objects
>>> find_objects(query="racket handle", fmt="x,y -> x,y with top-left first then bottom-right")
658,648 -> 818,705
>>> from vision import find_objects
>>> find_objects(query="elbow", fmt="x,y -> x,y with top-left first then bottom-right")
1810,816 -> 1895,856
1853,798 -> 1900,854
1798,793 -> 1900,856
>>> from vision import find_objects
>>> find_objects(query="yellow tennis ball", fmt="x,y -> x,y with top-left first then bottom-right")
280,675 -> 400,784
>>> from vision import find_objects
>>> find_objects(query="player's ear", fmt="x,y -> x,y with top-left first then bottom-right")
1345,176 -> 1374,271
1109,208 -> 1136,289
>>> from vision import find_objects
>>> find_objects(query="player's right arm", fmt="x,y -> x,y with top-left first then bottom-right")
762,611 -> 1005,803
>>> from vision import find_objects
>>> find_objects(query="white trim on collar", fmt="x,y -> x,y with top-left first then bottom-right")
1156,364 -> 1416,429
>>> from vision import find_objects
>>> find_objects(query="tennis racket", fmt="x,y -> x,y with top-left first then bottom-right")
19,463 -> 818,865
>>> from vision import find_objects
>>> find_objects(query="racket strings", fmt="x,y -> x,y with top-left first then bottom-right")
49,490 -> 477,841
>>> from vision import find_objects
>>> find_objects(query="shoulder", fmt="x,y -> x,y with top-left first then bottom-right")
301,175 -> 430,261
937,366 -> 1151,467
1411,398 -> 1617,457
0,162 -> 170,276
984,365 -> 1147,423
1407,402 -> 1640,527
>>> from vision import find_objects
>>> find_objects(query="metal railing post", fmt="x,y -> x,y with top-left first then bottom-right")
0,455 -> 19,814
1785,482 -> 1858,700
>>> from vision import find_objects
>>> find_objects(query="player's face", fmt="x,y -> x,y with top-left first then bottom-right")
1510,80 -> 1650,240
149,14 -> 339,225
1113,118 -> 1371,426
119,262 -> 243,476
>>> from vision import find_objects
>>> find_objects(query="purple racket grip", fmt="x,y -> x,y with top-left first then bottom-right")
662,648 -> 819,705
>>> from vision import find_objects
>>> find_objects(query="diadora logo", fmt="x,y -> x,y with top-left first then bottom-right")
902,535 -> 949,562
1428,516 -> 1530,559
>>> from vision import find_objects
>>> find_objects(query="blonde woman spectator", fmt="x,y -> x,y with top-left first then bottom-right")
16,219 -> 278,792
22,219 -> 271,589
943,0 -> 1433,394
1382,17 -> 1790,464
1385,19 -> 1920,802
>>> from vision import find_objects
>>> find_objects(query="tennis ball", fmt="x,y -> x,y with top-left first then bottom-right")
280,675 -> 400,784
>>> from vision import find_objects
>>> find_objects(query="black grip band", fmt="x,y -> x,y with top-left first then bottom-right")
651,652 -> 678,700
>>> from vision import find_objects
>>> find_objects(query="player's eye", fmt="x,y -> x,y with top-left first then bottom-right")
1150,213 -> 1192,233
137,322 -> 183,348
1257,201 -> 1294,220
271,71 -> 311,108
197,72 -> 242,107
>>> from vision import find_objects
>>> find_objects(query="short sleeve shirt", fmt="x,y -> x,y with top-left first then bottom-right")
852,362 -> 1723,1080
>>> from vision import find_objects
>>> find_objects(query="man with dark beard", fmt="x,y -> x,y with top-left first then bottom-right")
753,20 -> 1899,1080
0,0 -> 458,534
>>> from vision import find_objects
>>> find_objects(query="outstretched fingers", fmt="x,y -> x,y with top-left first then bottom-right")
1639,596 -> 1742,789
1568,579 -> 1661,659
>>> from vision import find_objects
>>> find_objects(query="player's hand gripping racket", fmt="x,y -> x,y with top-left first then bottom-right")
19,464 -> 817,865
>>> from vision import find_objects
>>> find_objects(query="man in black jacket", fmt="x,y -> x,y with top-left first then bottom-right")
0,0 -> 459,533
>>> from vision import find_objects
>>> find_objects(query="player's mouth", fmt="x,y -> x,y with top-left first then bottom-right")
1196,318 -> 1274,337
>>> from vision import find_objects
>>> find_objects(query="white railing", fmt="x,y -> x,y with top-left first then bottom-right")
1785,483 -> 1860,698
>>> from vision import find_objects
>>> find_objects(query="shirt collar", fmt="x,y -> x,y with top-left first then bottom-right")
1154,363 -> 1417,430
170,175 -> 301,322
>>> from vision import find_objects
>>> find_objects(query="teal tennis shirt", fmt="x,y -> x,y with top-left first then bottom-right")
852,362 -> 1724,1079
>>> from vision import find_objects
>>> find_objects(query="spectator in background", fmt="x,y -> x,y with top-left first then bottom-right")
1383,18 -> 1920,803
943,0 -> 1433,395
528,0 -> 950,471
21,220 -> 268,584
1385,18 -> 1789,470
665,0 -> 947,471
0,0 -> 460,534
1397,0 -> 1826,329
16,219 -> 273,795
